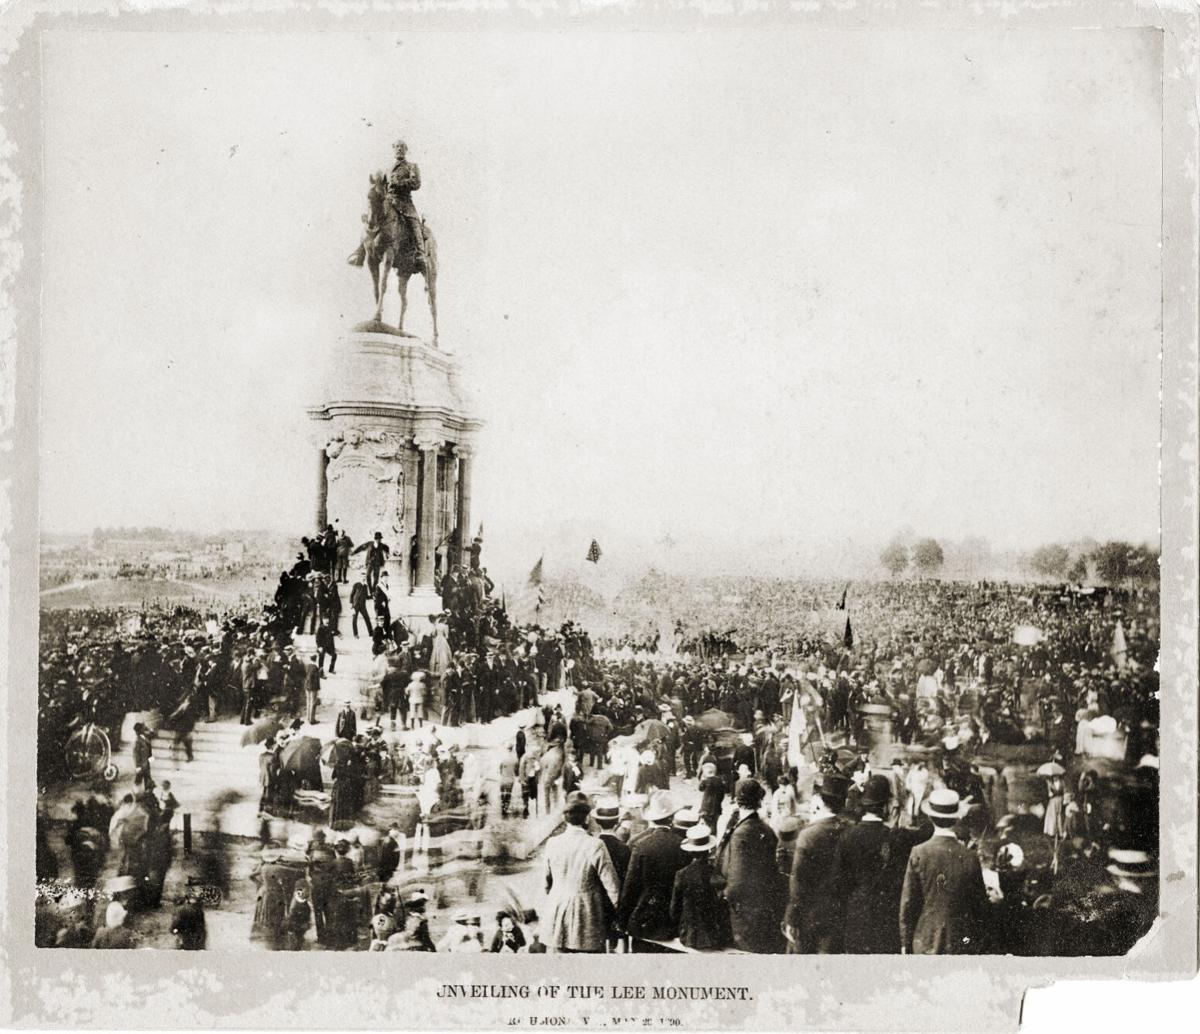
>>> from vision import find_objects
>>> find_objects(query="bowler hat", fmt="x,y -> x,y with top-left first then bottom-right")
860,774 -> 892,811
815,772 -> 851,802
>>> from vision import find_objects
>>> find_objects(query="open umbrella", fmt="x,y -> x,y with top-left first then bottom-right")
280,735 -> 322,774
240,715 -> 283,748
633,718 -> 669,745
695,708 -> 733,731
322,737 -> 355,766
1036,761 -> 1066,778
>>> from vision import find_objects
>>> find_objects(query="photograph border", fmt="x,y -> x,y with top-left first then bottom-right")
2,1 -> 1196,1031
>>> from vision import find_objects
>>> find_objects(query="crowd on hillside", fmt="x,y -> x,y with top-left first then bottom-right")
38,551 -> 1160,955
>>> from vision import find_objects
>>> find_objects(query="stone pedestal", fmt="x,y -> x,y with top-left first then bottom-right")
308,328 -> 481,626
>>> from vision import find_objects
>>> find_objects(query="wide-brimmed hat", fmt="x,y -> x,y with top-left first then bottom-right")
594,797 -> 620,827
642,790 -> 680,823
407,888 -> 429,905
1106,847 -> 1157,880
105,874 -> 137,895
921,787 -> 969,822
672,808 -> 700,831
681,823 -> 716,853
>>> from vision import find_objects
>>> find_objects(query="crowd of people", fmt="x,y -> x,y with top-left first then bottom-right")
37,543 -> 1160,955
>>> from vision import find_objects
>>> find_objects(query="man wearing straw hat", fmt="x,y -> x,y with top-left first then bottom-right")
618,790 -> 688,947
899,787 -> 989,954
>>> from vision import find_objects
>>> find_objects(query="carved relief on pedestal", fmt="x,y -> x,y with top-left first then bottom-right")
324,427 -> 411,543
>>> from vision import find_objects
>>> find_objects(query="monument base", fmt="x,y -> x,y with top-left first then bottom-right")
390,587 -> 443,630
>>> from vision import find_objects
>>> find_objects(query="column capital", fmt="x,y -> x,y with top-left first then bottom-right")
413,434 -> 443,452
452,442 -> 474,459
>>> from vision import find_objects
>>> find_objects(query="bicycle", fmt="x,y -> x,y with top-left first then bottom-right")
63,718 -> 119,783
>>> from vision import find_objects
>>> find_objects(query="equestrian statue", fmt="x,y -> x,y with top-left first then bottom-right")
348,138 -> 439,346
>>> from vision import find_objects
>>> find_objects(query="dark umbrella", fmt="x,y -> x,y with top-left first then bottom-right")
280,735 -> 322,774
240,716 -> 283,748
587,714 -> 614,738
322,737 -> 355,766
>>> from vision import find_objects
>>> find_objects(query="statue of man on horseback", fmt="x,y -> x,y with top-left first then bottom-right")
348,138 -> 439,345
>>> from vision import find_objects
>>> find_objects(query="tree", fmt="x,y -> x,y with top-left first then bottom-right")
1092,541 -> 1132,585
912,538 -> 945,576
1066,555 -> 1088,583
1030,543 -> 1071,579
880,540 -> 909,577
1126,544 -> 1159,583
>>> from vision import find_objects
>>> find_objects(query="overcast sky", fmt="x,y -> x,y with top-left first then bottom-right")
39,27 -> 1162,568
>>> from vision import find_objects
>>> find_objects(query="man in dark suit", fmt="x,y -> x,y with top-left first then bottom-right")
372,577 -> 392,634
899,788 -> 989,954
593,797 -> 631,949
349,581 -> 373,638
836,774 -> 930,954
352,532 -> 391,593
475,652 -> 501,723
785,771 -> 853,953
377,828 -> 402,885
335,700 -> 357,741
595,798 -> 631,884
618,790 -> 688,948
716,778 -> 786,953
671,824 -> 732,951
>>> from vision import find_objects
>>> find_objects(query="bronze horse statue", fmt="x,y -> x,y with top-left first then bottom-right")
350,172 -> 439,345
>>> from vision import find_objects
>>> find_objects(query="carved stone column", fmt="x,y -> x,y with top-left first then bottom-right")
454,444 -> 473,569
315,446 -> 329,531
414,436 -> 442,591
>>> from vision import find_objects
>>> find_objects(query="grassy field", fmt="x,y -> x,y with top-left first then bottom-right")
39,576 -> 272,611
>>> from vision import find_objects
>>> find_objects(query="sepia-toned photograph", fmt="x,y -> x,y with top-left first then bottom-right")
3,1 -> 1197,1031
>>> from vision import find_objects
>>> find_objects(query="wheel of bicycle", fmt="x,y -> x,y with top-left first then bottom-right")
103,763 -> 119,782
64,726 -> 104,779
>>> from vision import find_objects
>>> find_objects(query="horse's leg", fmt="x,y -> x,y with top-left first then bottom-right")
373,253 -> 392,322
397,274 -> 409,335
368,255 -> 380,305
425,269 -> 439,348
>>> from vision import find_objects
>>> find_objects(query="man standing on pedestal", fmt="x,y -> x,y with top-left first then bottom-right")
335,529 -> 354,584
352,532 -> 391,593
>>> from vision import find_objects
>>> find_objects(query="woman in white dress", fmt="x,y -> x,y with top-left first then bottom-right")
430,618 -> 453,677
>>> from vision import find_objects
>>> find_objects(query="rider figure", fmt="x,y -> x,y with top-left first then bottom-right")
386,139 -> 425,272
347,138 -> 426,272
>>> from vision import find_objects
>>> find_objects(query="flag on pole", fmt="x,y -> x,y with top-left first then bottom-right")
586,539 -> 602,564
528,556 -> 544,587
1111,619 -> 1128,671
786,685 -> 808,769
843,616 -> 854,650
837,583 -> 849,610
